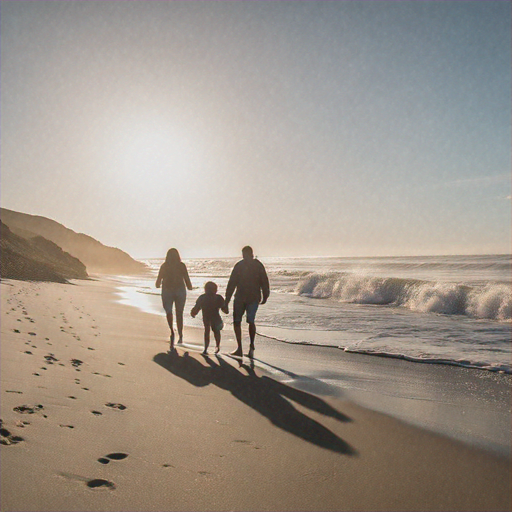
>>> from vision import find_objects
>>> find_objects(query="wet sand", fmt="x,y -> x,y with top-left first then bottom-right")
1,278 -> 510,511
250,330 -> 512,456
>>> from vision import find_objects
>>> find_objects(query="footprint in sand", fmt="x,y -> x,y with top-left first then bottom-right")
105,403 -> 127,411
0,422 -> 24,446
91,411 -> 102,416
5,390 -> 23,394
97,453 -> 128,464
59,424 -> 75,429
87,479 -> 116,489
233,439 -> 260,449
13,405 -> 44,415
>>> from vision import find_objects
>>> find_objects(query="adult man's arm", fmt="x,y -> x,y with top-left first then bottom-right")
224,263 -> 239,305
260,262 -> 270,304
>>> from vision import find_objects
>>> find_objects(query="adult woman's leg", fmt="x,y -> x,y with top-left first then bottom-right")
175,289 -> 186,344
166,313 -> 175,348
162,290 -> 175,349
176,310 -> 184,344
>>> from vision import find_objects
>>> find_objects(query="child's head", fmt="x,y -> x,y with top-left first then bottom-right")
204,281 -> 218,295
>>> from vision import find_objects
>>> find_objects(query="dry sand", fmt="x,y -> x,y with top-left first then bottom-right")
1,278 -> 510,511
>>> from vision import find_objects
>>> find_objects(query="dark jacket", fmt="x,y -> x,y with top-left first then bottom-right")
191,293 -> 225,324
225,258 -> 269,304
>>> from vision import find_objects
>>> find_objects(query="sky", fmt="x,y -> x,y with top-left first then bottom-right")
1,1 -> 511,259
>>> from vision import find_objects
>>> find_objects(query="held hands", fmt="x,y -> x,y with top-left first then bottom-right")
222,304 -> 229,315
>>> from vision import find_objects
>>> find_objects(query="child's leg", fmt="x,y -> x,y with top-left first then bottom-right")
203,326 -> 210,354
213,329 -> 221,353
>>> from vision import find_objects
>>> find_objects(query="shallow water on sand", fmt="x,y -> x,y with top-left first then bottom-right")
114,254 -> 512,374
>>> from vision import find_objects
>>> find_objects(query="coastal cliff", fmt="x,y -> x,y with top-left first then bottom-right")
1,208 -> 147,275
0,221 -> 88,282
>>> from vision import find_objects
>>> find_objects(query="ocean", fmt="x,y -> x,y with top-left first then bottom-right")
112,254 -> 511,374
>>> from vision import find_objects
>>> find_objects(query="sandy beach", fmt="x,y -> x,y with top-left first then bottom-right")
1,277 -> 510,512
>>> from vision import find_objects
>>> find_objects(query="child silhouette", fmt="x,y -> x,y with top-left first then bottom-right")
191,281 -> 228,355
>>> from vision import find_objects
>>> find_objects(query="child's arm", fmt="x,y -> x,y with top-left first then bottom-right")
190,296 -> 202,318
219,295 -> 228,314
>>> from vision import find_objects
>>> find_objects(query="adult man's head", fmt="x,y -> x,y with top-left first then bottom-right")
242,246 -> 254,260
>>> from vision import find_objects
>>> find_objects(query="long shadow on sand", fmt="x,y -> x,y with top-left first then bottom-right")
153,351 -> 356,456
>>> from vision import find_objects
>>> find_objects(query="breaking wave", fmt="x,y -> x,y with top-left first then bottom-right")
296,273 -> 511,321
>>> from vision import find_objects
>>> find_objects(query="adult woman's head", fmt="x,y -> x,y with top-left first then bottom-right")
165,248 -> 181,266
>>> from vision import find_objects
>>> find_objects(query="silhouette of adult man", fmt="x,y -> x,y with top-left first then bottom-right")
224,246 -> 269,358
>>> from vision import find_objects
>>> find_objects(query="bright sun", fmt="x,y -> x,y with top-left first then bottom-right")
98,113 -> 201,195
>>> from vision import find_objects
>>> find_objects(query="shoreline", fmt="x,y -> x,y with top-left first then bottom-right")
1,277 -> 510,511
111,275 -> 512,456
111,271 -> 512,375
259,330 -> 512,374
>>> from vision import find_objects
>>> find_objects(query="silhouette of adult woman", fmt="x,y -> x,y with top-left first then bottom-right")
155,248 -> 193,350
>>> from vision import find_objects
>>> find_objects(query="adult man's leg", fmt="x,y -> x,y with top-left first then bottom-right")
248,322 -> 256,358
232,322 -> 243,356
246,302 -> 259,358
231,298 -> 244,356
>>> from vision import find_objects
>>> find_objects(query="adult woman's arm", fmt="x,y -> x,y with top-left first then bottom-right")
183,264 -> 193,290
155,266 -> 163,288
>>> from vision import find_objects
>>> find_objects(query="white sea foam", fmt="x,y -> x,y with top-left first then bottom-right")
296,272 -> 511,321
467,284 -> 512,321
